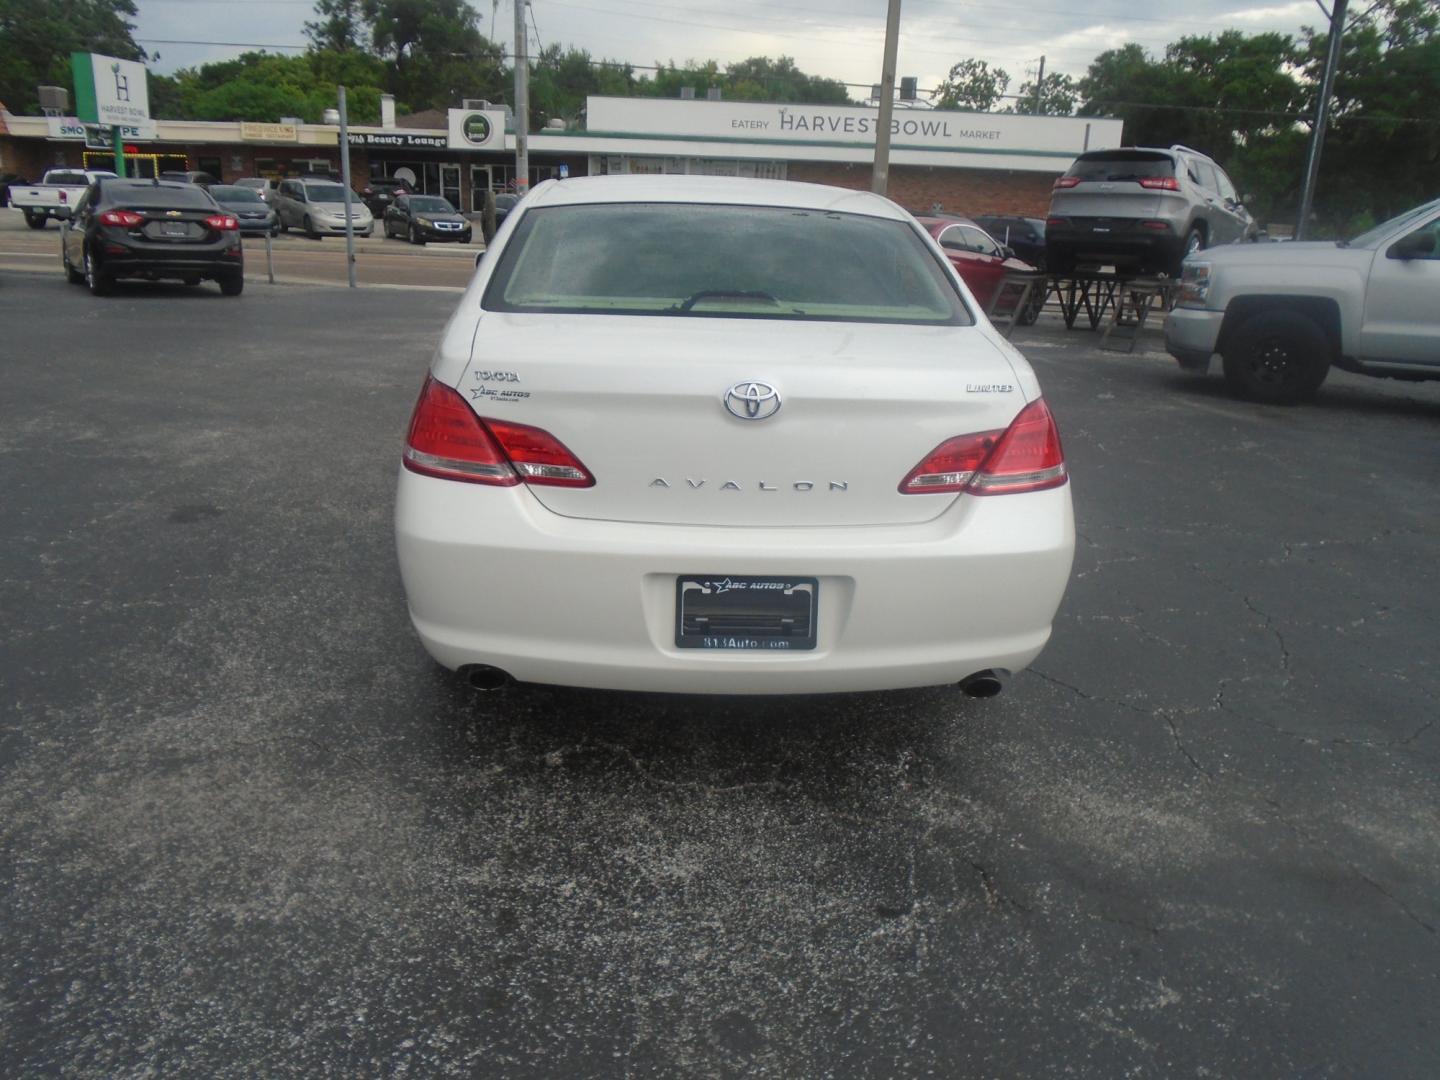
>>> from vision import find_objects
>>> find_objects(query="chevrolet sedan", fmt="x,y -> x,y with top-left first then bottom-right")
395,176 -> 1074,695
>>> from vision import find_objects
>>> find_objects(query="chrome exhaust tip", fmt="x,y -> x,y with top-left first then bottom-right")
958,670 -> 1005,698
461,664 -> 512,692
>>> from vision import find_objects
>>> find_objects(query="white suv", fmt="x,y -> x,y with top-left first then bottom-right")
394,176 -> 1075,695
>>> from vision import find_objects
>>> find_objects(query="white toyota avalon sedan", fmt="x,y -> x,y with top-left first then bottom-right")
394,176 -> 1074,695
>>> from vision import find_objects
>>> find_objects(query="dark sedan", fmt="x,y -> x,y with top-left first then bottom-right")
208,184 -> 279,236
59,178 -> 244,296
361,178 -> 413,216
383,194 -> 472,244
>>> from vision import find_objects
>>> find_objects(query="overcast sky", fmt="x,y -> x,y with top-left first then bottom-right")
131,0 -> 1328,99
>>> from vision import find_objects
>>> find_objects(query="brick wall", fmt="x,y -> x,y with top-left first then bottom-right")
0,136 -> 76,180
787,161 -> 1057,218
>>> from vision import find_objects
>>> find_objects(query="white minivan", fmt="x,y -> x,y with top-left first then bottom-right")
274,176 -> 372,238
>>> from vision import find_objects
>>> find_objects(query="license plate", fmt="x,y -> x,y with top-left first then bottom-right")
162,223 -> 188,236
675,575 -> 818,651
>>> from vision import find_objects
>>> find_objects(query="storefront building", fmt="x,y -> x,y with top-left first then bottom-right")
2,96 -> 1122,219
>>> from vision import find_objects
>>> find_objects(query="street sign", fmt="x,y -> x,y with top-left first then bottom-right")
71,52 -> 150,127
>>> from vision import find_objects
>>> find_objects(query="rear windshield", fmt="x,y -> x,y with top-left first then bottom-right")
1066,151 -> 1175,181
48,172 -> 90,186
210,185 -> 262,202
105,184 -> 216,208
303,183 -> 350,202
483,202 -> 971,325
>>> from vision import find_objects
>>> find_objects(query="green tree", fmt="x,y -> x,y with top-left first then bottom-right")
0,0 -> 147,114
529,45 -> 636,128
1296,0 -> 1440,232
149,50 -> 387,123
305,0 -> 367,52
721,56 -> 850,104
930,58 -> 1010,112
1011,72 -> 1078,116
360,0 -> 506,110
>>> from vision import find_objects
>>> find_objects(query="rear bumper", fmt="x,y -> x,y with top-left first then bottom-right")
95,233 -> 243,277
1047,219 -> 1184,268
395,470 -> 1075,694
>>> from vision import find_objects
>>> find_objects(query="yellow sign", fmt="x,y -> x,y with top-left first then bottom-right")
240,121 -> 298,143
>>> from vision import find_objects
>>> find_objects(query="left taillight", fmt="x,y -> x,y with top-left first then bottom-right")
98,209 -> 144,227
899,398 -> 1067,496
205,214 -> 239,231
402,376 -> 594,488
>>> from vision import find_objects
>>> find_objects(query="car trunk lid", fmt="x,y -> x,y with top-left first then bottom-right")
459,314 -> 1028,527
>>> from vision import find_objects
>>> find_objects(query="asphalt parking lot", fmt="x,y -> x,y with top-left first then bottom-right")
2,269 -> 1438,1077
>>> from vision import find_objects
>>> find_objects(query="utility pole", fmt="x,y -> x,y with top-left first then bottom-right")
1033,55 -> 1046,115
870,0 -> 902,195
1296,0 -> 1347,240
337,84 -> 357,288
513,0 -> 530,194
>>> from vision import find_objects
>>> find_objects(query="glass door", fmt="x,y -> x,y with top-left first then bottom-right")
469,165 -> 492,212
439,164 -> 461,212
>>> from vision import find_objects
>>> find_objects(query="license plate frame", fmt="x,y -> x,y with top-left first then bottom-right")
675,575 -> 818,651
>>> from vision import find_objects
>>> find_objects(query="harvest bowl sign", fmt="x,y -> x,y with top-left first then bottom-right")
585,96 -> 1122,157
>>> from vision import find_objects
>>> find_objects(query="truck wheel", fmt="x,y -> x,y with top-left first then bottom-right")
24,210 -> 48,230
83,247 -> 112,297
1221,309 -> 1331,405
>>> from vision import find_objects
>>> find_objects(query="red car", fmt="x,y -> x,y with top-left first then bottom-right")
916,215 -> 1040,311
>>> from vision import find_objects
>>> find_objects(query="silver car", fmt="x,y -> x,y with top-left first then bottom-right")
1045,145 -> 1255,277
274,177 -> 373,239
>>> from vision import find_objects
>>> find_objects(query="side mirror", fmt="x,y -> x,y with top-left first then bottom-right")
1387,230 -> 1435,260
1001,245 -> 1016,260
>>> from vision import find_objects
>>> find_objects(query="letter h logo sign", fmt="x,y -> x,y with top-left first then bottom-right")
111,62 -> 130,102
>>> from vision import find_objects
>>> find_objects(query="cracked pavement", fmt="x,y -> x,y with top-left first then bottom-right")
2,274 -> 1438,1077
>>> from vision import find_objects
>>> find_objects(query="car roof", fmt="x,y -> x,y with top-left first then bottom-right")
914,214 -> 980,231
524,175 -> 909,220
101,178 -> 193,191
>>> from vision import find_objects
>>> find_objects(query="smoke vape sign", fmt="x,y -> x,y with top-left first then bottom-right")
447,108 -> 507,151
71,52 -> 150,126
462,114 -> 492,145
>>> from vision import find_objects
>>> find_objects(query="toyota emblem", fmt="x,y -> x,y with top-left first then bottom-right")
723,381 -> 782,421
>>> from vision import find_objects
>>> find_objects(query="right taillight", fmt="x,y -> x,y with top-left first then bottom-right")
1053,176 -> 1081,189
402,376 -> 594,488
899,398 -> 1066,496
1138,176 -> 1181,191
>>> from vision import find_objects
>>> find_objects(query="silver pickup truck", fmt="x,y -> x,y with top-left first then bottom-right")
8,169 -> 117,229
1165,198 -> 1440,403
